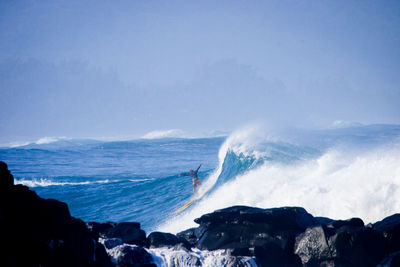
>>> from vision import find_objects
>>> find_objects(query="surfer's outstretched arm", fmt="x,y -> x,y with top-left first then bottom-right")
195,163 -> 203,172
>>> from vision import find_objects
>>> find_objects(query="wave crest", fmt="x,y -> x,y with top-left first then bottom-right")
14,178 -> 111,187
141,129 -> 185,139
159,127 -> 400,233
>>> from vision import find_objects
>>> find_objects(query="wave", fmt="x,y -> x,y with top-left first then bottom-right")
0,137 -> 66,148
14,176 -> 158,187
159,126 -> 400,234
14,178 -> 112,187
141,129 -> 186,139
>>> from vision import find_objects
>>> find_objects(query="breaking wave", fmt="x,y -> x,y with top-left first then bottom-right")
141,129 -> 186,139
159,126 -> 400,233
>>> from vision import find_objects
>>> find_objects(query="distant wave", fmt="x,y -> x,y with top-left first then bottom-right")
2,136 -> 70,148
35,136 -> 66,145
141,129 -> 185,139
14,177 -> 156,187
330,120 -> 364,128
14,178 -> 111,187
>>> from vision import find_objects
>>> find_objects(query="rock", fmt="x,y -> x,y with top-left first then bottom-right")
88,222 -> 147,247
102,238 -> 124,249
0,161 -> 14,192
177,227 -> 206,247
294,218 -> 386,267
377,251 -> 400,267
194,206 -> 316,230
179,206 -> 315,266
0,162 -> 112,267
147,231 -> 190,249
253,242 -> 302,267
108,224 -> 146,246
374,214 -> 400,254
87,221 -> 117,239
192,206 -> 316,252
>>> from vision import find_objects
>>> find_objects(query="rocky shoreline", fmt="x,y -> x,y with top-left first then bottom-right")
1,161 -> 399,267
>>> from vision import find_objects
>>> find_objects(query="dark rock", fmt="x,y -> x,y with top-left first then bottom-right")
181,206 -> 315,266
87,221 -> 117,239
103,237 -> 123,249
0,161 -> 14,192
330,217 -> 364,229
177,227 -> 207,247
147,231 -> 190,249
314,216 -> 335,225
294,218 -> 386,267
377,251 -> 400,267
374,214 -> 400,254
194,206 -> 316,230
193,206 -> 316,252
88,221 -> 146,247
253,242 -> 302,267
0,162 -> 112,267
110,244 -> 153,267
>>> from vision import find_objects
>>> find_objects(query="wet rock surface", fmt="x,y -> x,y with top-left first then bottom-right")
87,221 -> 147,247
147,231 -> 191,250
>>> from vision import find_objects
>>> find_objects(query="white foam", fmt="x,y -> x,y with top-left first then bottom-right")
149,247 -> 257,267
35,136 -> 62,144
14,178 -> 111,187
159,130 -> 400,233
6,141 -> 31,148
141,129 -> 185,139
128,178 -> 155,182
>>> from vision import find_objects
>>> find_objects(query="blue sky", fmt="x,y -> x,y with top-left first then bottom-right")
1,0 -> 399,142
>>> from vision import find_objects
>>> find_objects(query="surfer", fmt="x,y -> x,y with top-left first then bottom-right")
180,163 -> 202,195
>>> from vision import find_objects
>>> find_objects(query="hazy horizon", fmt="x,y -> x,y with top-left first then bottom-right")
1,0 -> 399,143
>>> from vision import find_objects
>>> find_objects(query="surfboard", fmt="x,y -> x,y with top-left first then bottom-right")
174,198 -> 197,214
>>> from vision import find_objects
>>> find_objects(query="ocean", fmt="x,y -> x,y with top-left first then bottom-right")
1,124 -> 400,234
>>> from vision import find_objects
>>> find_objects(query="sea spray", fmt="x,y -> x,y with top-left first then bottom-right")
159,127 -> 400,233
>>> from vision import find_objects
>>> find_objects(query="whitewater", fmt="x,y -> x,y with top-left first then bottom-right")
1,124 -> 399,235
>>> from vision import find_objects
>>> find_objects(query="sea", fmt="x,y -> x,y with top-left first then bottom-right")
1,124 -> 400,235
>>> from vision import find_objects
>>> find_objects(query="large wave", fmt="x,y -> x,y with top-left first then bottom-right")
159,125 -> 400,234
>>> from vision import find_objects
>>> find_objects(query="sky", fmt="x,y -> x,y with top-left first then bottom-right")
0,0 -> 399,142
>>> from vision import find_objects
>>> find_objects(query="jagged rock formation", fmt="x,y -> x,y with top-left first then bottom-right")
0,161 -> 112,267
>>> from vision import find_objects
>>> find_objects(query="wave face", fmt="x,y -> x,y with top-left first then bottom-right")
159,124 -> 400,233
1,124 -> 400,234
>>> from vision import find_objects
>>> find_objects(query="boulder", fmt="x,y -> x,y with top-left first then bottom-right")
0,161 -> 14,191
88,221 -> 147,247
0,162 -> 112,267
294,218 -> 386,267
192,206 -> 316,252
147,231 -> 190,249
377,251 -> 400,267
177,206 -> 315,266
176,227 -> 206,247
374,214 -> 400,254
